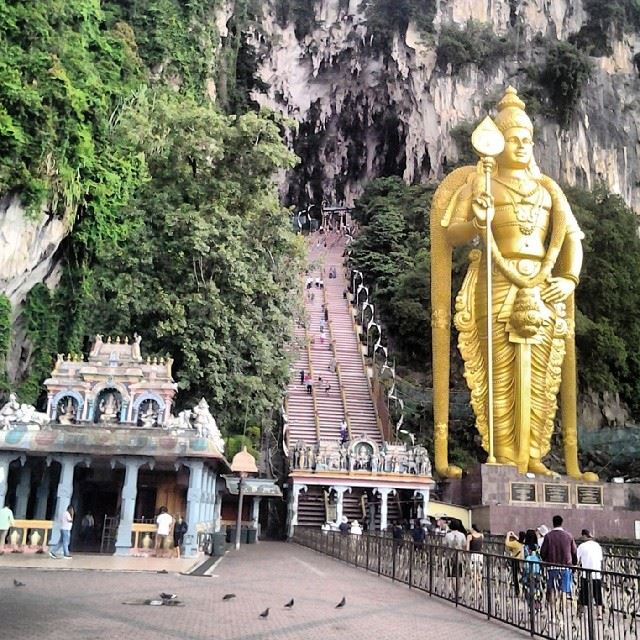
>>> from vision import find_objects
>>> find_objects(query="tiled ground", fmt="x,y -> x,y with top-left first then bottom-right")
0,542 -> 526,639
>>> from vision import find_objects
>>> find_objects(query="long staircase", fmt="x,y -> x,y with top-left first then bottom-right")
286,232 -> 389,528
286,233 -> 382,452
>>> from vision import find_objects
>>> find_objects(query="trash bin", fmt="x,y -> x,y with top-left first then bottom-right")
212,532 -> 226,556
245,528 -> 257,544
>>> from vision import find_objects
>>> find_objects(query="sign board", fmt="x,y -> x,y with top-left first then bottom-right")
222,475 -> 283,497
510,482 -> 537,503
544,484 -> 570,504
576,485 -> 603,506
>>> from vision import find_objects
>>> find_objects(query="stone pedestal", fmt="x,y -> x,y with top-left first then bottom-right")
439,464 -> 640,538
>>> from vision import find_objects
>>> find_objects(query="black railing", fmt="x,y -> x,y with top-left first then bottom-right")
293,527 -> 640,639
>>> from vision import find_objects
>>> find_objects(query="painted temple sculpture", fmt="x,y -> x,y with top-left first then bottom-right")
430,86 -> 596,482
0,335 -> 229,557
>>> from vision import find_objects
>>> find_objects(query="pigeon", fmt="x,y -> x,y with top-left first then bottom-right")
259,607 -> 270,618
222,593 -> 236,601
335,596 -> 346,609
13,579 -> 25,587
160,593 -> 177,601
284,598 -> 294,608
157,569 -> 168,574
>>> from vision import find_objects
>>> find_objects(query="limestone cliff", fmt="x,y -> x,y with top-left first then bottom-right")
250,0 -> 640,210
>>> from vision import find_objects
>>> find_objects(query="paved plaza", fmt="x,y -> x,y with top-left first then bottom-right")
0,542 -> 526,639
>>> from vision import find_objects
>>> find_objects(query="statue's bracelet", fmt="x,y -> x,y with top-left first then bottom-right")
472,217 -> 487,230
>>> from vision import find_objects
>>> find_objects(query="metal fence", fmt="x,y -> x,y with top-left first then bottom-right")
293,527 -> 640,639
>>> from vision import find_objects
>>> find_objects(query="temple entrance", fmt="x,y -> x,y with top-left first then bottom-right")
74,465 -> 123,552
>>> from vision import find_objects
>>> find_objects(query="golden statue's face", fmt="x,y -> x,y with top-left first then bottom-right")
499,126 -> 533,169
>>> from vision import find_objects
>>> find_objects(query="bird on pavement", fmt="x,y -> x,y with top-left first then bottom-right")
14,579 -> 26,587
259,607 -> 270,618
222,593 -> 236,600
284,598 -> 294,608
335,596 -> 346,609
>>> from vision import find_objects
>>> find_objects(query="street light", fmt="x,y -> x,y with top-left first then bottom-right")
230,446 -> 258,550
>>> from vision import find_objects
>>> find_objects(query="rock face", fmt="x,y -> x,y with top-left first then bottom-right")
0,195 -> 67,382
251,0 -> 640,210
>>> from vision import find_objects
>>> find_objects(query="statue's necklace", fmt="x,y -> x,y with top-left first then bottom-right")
494,177 -> 543,235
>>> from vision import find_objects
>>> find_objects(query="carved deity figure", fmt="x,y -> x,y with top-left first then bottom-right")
99,392 -> 120,423
191,398 -> 225,452
431,86 -> 596,481
57,397 -> 76,425
139,400 -> 158,428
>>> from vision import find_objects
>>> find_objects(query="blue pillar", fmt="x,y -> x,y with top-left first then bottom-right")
183,460 -> 204,558
35,467 -> 51,520
114,458 -> 145,556
15,462 -> 32,518
51,456 -> 78,545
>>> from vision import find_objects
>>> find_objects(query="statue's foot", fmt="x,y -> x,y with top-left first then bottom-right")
495,457 -> 518,467
528,460 -> 559,477
436,464 -> 462,479
579,471 -> 599,482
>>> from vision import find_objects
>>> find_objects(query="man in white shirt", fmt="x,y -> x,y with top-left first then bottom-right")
577,529 -> 604,620
155,506 -> 174,558
0,503 -> 15,554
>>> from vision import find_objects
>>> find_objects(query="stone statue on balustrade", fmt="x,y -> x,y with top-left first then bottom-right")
190,398 -> 225,452
57,397 -> 77,425
98,391 -> 121,423
0,393 -> 48,430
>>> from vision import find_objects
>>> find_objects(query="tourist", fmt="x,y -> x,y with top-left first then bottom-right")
0,502 -> 15,554
338,516 -> 350,535
155,506 -> 174,558
522,530 -> 543,606
411,519 -> 426,549
392,521 -> 404,546
324,306 -> 329,321
444,520 -> 467,588
49,505 -> 75,559
305,374 -> 313,395
343,288 -> 348,300
540,515 -> 577,601
315,277 -> 320,288
173,515 -> 188,559
80,511 -> 95,545
324,381 -> 332,394
536,524 -> 549,548
328,356 -> 336,372
577,529 -> 603,620
467,523 -> 484,553
505,530 -> 525,597
305,276 -> 312,290
299,369 -> 305,385
339,420 -> 348,444
350,520 -> 363,535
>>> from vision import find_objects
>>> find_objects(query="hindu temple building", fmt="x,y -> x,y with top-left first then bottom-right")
0,335 -> 229,557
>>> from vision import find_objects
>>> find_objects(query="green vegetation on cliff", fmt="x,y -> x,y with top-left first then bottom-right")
0,1 -> 303,437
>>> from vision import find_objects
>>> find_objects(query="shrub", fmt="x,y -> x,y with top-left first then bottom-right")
539,42 -> 592,127
436,21 -> 515,73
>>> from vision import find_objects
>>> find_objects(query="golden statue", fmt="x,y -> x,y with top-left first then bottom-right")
430,87 -> 597,482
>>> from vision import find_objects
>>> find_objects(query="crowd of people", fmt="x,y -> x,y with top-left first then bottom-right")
321,512 -> 604,619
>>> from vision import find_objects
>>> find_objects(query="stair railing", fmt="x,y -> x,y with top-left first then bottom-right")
305,323 -> 321,443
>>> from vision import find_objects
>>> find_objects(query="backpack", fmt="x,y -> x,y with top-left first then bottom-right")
523,547 -> 541,575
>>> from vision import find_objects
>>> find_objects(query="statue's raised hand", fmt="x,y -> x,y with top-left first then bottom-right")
471,192 -> 494,227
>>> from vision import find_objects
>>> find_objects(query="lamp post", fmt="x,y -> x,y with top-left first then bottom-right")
230,446 -> 258,551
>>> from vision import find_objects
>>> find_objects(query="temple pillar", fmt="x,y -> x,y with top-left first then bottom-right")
330,485 -> 351,525
15,461 -> 32,518
183,460 -> 204,558
414,489 -> 430,521
51,455 -> 79,544
375,487 -> 396,532
35,466 -> 51,519
114,457 -> 147,556
287,482 -> 307,538
213,492 -> 222,532
205,471 -> 214,527
251,496 -> 261,541
0,453 -> 16,508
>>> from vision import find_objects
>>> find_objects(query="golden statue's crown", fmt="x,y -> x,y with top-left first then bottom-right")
494,86 -> 533,134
